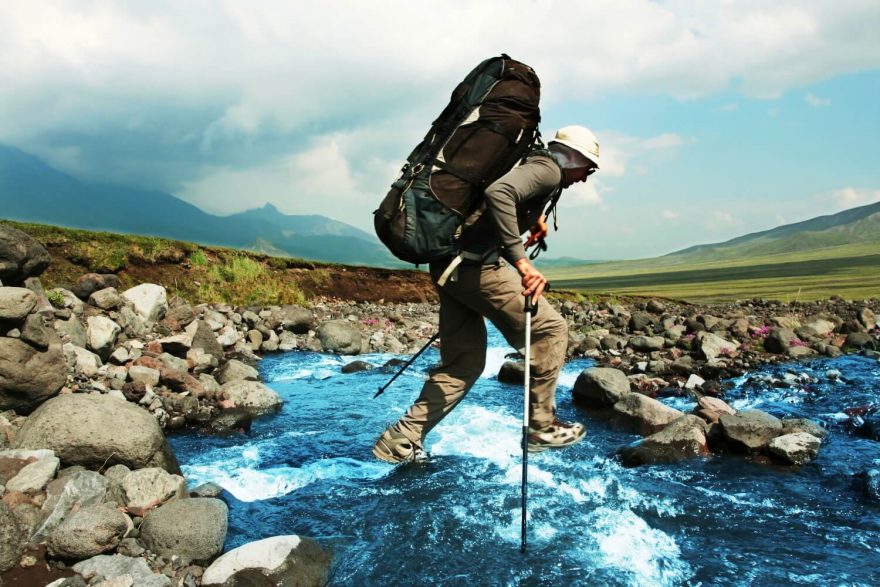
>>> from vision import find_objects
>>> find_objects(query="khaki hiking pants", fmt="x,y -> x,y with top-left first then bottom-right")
395,259 -> 568,448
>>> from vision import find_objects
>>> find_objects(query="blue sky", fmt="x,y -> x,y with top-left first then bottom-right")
1,1 -> 878,259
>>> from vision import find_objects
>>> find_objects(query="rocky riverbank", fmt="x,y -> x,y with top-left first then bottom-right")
1,224 -> 879,585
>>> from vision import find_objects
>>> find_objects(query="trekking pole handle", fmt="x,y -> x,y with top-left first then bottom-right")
524,294 -> 538,316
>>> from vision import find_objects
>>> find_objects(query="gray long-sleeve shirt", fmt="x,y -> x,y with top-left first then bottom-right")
460,154 -> 562,264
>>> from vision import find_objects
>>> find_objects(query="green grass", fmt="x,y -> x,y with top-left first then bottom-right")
545,243 -> 880,302
193,253 -> 308,306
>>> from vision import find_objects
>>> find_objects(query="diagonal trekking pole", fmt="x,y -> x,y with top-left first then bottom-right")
521,294 -> 537,553
373,332 -> 440,398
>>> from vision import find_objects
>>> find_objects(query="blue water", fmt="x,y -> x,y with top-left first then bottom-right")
170,326 -> 880,586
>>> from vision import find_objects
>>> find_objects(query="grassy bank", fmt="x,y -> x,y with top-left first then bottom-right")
2,219 -> 434,305
545,243 -> 880,303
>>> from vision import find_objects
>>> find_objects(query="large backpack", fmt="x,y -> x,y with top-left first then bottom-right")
374,54 -> 541,265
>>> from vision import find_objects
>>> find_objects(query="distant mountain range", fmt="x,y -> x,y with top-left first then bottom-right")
666,200 -> 880,262
0,145 -> 399,266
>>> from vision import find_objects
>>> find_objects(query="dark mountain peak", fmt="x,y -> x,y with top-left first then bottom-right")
0,144 -> 398,266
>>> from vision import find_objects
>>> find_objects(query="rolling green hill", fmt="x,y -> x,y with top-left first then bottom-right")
547,202 -> 880,302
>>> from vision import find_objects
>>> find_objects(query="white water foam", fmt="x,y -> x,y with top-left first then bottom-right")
182,457 -> 389,502
590,507 -> 692,586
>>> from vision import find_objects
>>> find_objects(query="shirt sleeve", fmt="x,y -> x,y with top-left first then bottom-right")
483,156 -> 561,264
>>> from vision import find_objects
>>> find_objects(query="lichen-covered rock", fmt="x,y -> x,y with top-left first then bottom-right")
140,498 -> 227,563
47,503 -> 132,559
13,394 -> 180,473
0,501 -> 26,573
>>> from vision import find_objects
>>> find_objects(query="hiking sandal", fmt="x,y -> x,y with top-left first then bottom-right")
527,419 -> 586,453
372,426 -> 428,464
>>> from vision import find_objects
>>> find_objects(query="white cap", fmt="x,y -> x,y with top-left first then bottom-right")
549,125 -> 601,168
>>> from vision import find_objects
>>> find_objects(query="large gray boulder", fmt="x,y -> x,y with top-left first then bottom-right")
612,393 -> 684,434
0,225 -> 51,286
201,535 -> 332,587
572,367 -> 631,406
13,394 -> 180,473
140,498 -> 227,563
316,320 -> 362,355
719,409 -> 783,451
0,501 -> 26,573
219,380 -> 282,414
0,335 -> 67,414
767,432 -> 821,465
278,305 -> 314,334
47,502 -> 131,559
617,415 -> 709,466
72,554 -> 171,587
0,287 -> 37,320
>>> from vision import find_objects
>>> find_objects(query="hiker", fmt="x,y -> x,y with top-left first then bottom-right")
373,125 -> 601,464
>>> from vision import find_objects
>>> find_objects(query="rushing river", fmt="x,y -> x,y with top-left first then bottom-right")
169,325 -> 880,586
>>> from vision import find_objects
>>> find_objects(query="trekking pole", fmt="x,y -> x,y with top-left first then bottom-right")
373,332 -> 440,398
521,294 -> 537,553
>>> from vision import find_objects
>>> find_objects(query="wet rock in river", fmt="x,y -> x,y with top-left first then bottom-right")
572,367 -> 631,407
617,415 -> 709,466
767,432 -> 822,465
718,409 -> 783,451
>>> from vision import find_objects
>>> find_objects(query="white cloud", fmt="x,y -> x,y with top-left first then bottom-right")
826,187 -> 880,209
0,0 -> 878,232
705,210 -> 743,232
661,210 -> 681,220
805,92 -> 831,107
